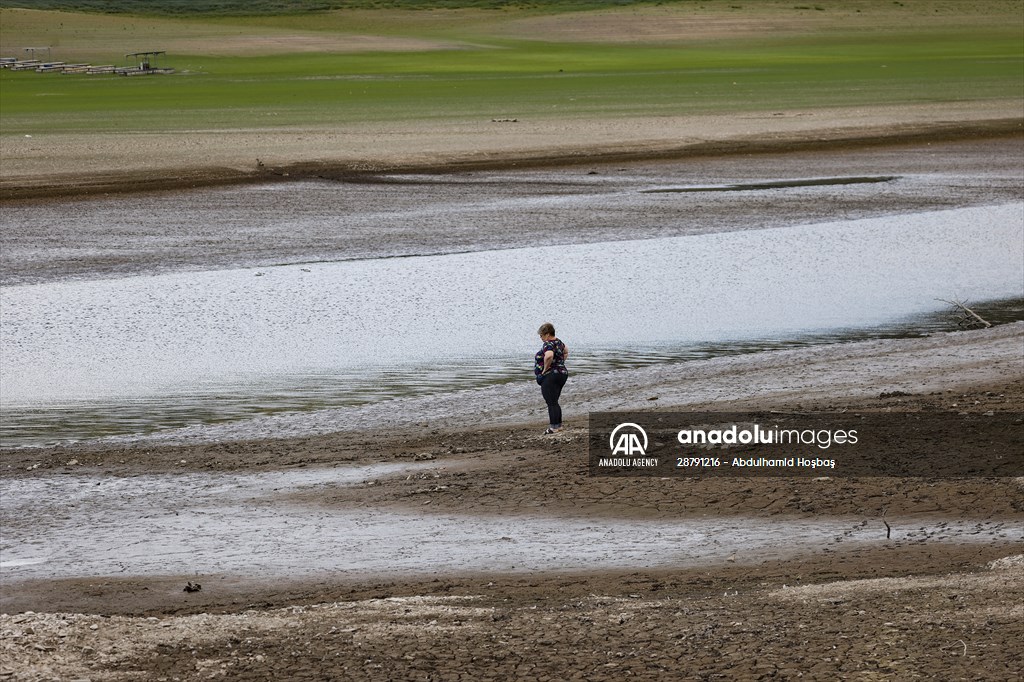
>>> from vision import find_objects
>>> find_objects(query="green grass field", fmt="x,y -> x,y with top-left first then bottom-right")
0,1 -> 640,14
0,1 -> 1021,135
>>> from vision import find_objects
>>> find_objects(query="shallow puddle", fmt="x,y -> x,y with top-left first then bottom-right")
1,465 -> 1017,582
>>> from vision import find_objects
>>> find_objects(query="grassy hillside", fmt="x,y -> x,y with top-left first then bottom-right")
0,0 -> 645,15
0,1 -> 1020,135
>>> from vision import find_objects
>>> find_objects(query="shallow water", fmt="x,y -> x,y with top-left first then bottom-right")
1,203 -> 1021,447
1,464 -> 1018,582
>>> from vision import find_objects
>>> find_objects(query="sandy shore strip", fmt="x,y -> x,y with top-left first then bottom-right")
2,101 -> 1021,200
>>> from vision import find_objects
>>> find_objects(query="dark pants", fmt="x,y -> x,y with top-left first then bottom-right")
540,372 -> 568,427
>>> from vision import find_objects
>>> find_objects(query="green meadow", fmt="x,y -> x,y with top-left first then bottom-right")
0,1 -> 640,14
0,1 -> 1021,135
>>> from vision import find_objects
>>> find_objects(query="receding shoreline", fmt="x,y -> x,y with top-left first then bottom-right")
2,106 -> 1020,202
1,103 -> 1022,680
2,321 -> 1021,463
1,339 -> 1021,679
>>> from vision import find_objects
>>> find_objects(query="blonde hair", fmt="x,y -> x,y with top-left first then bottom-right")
538,322 -> 556,337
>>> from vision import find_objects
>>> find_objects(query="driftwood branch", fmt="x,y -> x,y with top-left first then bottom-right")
937,298 -> 991,330
940,639 -> 968,656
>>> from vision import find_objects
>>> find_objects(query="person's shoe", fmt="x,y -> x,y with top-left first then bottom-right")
543,427 -> 562,435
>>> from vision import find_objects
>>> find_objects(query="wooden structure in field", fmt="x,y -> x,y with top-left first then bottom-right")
0,49 -> 172,76
119,51 -> 174,76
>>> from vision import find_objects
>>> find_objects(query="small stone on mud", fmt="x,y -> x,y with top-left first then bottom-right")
184,581 -> 202,593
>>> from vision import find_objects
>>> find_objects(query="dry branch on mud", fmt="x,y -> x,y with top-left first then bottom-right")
938,298 -> 992,330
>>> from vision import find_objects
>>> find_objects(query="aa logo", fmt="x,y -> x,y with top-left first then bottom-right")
609,423 -> 648,456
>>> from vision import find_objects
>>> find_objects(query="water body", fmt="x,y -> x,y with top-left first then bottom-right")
1,203 -> 1022,447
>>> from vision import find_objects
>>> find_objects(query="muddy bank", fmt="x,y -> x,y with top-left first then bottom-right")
25,321 -> 1010,450
2,329 -> 1022,590
1,395 -> 1022,681
3,454 -> 1018,585
1,104 -> 1020,201
3,135 -> 1023,288
1,329 -> 1022,680
2,548 -> 1022,681
1,106 -> 1022,679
